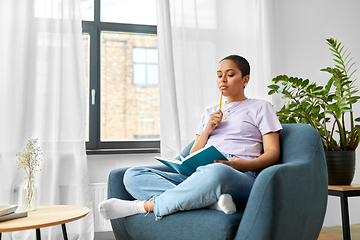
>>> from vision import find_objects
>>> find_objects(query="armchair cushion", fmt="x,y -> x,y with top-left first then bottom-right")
125,210 -> 244,240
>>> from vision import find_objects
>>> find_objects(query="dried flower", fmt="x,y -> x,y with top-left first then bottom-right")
17,136 -> 42,210
16,136 -> 42,176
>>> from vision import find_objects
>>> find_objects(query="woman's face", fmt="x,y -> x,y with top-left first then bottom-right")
217,59 -> 249,102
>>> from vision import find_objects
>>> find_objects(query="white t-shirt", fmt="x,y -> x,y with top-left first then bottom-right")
196,98 -> 282,160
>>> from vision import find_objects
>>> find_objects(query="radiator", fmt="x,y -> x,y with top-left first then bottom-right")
91,183 -> 112,232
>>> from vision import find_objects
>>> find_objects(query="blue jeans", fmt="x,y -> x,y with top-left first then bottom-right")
123,162 -> 257,218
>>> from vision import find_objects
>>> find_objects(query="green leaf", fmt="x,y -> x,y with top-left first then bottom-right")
268,89 -> 276,95
325,78 -> 334,92
340,107 -> 352,112
301,79 -> 309,87
335,65 -> 345,71
337,46 -> 345,58
347,97 -> 359,104
334,59 -> 344,66
320,67 -> 333,73
307,84 -> 316,91
342,80 -> 352,86
314,86 -> 323,91
268,84 -> 280,91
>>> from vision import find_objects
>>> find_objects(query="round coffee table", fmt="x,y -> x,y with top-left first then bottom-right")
0,205 -> 90,240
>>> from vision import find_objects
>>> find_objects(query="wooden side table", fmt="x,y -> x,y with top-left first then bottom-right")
0,205 -> 90,240
328,184 -> 360,240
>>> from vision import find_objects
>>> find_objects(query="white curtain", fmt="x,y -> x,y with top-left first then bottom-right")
0,0 -> 94,239
157,0 -> 272,156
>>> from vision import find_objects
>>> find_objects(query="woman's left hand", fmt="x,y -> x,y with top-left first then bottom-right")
215,132 -> 280,173
215,157 -> 251,172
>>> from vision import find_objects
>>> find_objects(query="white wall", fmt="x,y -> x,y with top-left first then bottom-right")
87,153 -> 159,184
270,0 -> 360,227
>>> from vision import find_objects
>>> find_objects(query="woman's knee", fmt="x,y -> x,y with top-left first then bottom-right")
197,163 -> 234,182
123,167 -> 147,189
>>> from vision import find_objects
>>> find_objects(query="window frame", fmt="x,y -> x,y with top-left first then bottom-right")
83,0 -> 160,154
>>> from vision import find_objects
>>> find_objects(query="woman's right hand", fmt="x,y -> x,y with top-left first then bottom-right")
204,110 -> 223,134
190,110 -> 223,155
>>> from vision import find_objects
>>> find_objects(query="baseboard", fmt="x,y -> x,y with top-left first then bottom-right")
94,231 -> 116,240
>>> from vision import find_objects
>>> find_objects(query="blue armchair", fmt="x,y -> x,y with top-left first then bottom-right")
107,124 -> 328,240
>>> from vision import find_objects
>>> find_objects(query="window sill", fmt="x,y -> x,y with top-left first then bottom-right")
86,148 -> 160,155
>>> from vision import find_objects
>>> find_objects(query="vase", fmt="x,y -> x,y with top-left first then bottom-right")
325,151 -> 356,185
22,173 -> 37,211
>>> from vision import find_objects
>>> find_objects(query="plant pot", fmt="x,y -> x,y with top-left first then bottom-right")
325,151 -> 356,185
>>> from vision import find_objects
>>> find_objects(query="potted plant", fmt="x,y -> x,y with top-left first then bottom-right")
268,38 -> 360,185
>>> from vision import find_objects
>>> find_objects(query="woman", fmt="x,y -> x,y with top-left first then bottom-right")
99,55 -> 282,220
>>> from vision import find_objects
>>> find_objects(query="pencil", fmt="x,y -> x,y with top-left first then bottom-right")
219,91 -> 223,110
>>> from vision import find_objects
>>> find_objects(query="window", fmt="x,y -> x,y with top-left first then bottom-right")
133,48 -> 159,86
81,0 -> 159,153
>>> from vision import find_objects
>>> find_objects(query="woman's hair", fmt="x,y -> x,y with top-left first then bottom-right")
220,55 -> 250,77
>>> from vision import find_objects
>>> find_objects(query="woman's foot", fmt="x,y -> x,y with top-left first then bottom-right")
209,194 -> 237,214
98,198 -> 147,220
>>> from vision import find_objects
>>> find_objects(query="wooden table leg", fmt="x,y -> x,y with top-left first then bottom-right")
36,228 -> 41,240
61,224 -> 68,240
340,192 -> 351,240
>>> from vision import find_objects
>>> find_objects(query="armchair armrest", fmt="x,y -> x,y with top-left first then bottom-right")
108,165 -> 175,240
235,138 -> 328,240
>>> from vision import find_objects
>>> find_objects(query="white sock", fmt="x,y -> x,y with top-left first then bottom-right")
209,194 -> 237,214
98,198 -> 147,220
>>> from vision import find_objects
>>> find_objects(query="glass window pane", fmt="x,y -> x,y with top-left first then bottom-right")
80,0 -> 94,21
82,33 -> 90,141
101,32 -> 159,141
133,64 -> 146,85
133,48 -> 146,62
146,49 -> 158,63
147,65 -> 158,85
101,0 -> 157,25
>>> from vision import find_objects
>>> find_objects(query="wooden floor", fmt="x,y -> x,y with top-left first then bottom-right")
94,224 -> 360,240
318,224 -> 360,240
318,231 -> 342,240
